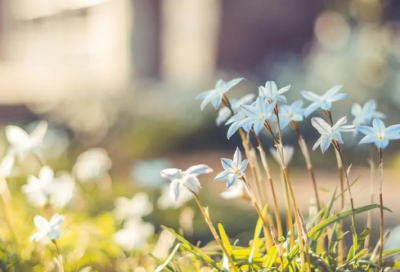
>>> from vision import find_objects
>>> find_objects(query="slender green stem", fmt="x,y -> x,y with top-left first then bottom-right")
378,148 -> 384,266
193,194 -> 239,272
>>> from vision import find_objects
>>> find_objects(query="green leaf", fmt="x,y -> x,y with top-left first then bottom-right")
250,204 -> 267,264
218,224 -> 233,254
154,243 -> 181,272
161,226 -> 219,269
282,204 -> 389,270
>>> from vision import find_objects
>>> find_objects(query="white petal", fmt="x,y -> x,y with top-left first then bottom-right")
185,164 -> 213,176
39,166 -> 54,183
30,121 -> 48,146
311,117 -> 331,135
233,147 -> 242,168
169,179 -> 181,202
49,214 -> 64,228
182,175 -> 201,194
160,168 -> 182,180
30,230 -> 48,241
34,215 -> 49,230
332,116 -> 347,130
5,126 -> 30,146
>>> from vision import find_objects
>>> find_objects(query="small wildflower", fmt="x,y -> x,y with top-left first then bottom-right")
160,164 -> 213,201
114,193 -> 153,223
30,214 -> 64,242
301,85 -> 348,117
311,116 -> 355,153
220,181 -> 247,200
22,166 -> 75,209
258,81 -> 290,104
73,148 -> 112,182
226,108 -> 252,139
197,78 -> 245,111
239,96 -> 276,135
113,218 -> 154,251
270,145 -> 294,166
216,94 -> 255,126
6,121 -> 48,160
215,147 -> 248,187
358,118 -> 400,149
351,99 -> 385,126
278,100 -> 305,130
157,184 -> 193,210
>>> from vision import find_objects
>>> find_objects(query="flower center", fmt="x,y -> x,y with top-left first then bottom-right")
378,134 -> 384,140
234,169 -> 240,175
259,114 -> 265,120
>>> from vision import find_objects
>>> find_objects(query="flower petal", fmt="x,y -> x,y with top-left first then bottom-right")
233,148 -> 242,168
351,103 -> 362,116
301,91 -> 320,102
185,164 -> 213,176
359,135 -> 376,145
49,214 -> 64,228
385,124 -> 400,139
169,179 -> 181,202
320,137 -> 332,153
323,85 -> 343,98
329,93 -> 348,102
311,117 -> 331,135
372,118 -> 386,134
182,175 -> 201,194
375,139 -> 389,149
34,215 -> 49,230
200,92 -> 216,111
304,102 -> 321,117
357,125 -> 376,136
216,108 -> 231,126
160,168 -> 182,180
215,170 -> 230,181
221,158 -> 233,170
240,159 -> 248,172
312,136 -> 323,151
227,174 -> 237,188
225,77 -> 245,90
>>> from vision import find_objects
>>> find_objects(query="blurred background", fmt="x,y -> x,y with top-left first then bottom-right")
0,0 -> 400,250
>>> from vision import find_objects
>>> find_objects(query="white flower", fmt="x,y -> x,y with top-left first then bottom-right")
114,193 -> 153,223
113,218 -> 154,251
157,185 -> 193,210
160,164 -> 213,201
49,172 -> 75,210
22,166 -> 54,207
220,181 -> 247,200
270,145 -> 294,166
6,121 -> 47,160
30,214 -> 64,241
22,166 -> 75,209
73,148 -> 112,182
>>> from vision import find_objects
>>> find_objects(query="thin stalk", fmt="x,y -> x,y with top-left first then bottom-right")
378,148 -> 384,266
291,121 -> 321,211
193,194 -> 239,272
274,106 -> 283,144
365,144 -> 375,250
241,175 -> 274,248
281,172 -> 295,248
325,110 -> 345,264
255,136 -> 283,238
52,240 -> 64,272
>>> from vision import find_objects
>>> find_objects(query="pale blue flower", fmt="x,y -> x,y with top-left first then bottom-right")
358,118 -> 400,149
278,100 -> 305,130
216,94 -> 255,126
311,116 -> 355,153
160,165 -> 213,200
226,108 -> 252,139
301,85 -> 348,117
30,214 -> 64,241
351,99 -> 385,126
197,78 -> 245,111
238,96 -> 276,135
215,147 -> 248,187
258,81 -> 290,104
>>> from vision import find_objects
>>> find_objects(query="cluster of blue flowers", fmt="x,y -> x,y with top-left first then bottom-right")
195,78 -> 400,187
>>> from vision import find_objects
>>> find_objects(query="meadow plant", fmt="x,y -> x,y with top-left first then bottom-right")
0,79 -> 400,272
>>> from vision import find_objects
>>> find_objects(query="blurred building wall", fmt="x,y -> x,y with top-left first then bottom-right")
0,0 -> 132,104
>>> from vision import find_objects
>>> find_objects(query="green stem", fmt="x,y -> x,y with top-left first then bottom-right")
193,194 -> 239,272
